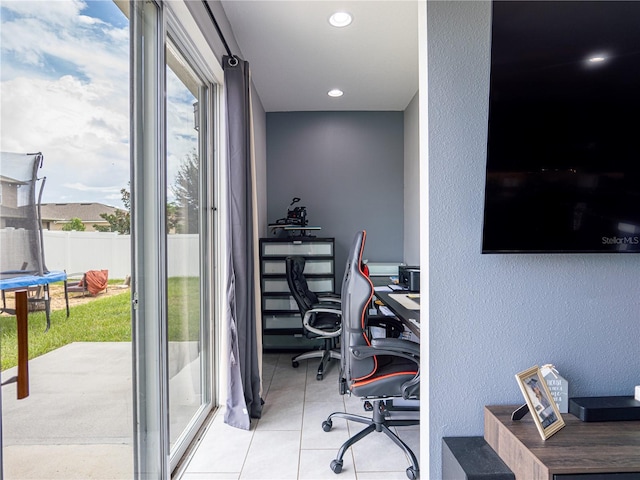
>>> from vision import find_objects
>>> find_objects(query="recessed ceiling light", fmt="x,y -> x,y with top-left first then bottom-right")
329,12 -> 352,28
587,55 -> 607,63
328,89 -> 344,98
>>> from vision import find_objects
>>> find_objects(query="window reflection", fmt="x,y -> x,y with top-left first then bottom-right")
166,44 -> 204,449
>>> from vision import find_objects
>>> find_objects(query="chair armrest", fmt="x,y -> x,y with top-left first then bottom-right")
350,338 -> 420,365
311,301 -> 342,308
303,307 -> 342,337
317,293 -> 341,304
307,305 -> 341,315
66,272 -> 85,283
371,338 -> 420,357
66,272 -> 88,294
318,297 -> 341,304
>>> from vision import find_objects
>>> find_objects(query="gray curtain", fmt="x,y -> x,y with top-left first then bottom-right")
223,55 -> 262,429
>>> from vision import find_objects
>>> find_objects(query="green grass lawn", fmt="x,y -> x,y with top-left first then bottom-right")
1,277 -> 201,371
167,276 -> 201,342
0,290 -> 132,371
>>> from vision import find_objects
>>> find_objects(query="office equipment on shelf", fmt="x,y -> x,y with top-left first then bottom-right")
268,224 -> 321,231
285,256 -> 341,381
268,197 -> 320,237
259,237 -> 335,351
398,265 -> 420,292
267,224 -> 322,241
322,230 -> 420,480
569,396 -> 640,422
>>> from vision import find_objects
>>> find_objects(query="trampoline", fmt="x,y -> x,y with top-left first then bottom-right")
0,152 -> 67,399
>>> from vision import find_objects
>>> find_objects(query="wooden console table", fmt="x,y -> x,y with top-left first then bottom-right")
485,405 -> 640,479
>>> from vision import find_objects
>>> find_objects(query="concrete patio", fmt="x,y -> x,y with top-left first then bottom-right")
1,342 -> 134,479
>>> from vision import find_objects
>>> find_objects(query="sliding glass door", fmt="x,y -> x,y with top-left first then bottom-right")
165,38 -> 214,465
131,1 -> 219,476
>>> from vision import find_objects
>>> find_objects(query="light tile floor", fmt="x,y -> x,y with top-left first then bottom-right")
181,353 -> 420,480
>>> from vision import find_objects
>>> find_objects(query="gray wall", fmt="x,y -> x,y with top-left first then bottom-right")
266,111 -> 404,284
404,92 -> 420,265
252,93 -> 268,237
428,2 -> 640,478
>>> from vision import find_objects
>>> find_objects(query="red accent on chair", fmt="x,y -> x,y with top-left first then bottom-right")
322,230 -> 420,479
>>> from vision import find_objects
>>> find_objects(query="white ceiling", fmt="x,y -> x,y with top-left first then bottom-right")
219,1 -> 419,112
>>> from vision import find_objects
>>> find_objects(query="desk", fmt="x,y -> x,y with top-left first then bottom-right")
485,404 -> 640,479
0,271 -> 67,399
372,283 -> 420,338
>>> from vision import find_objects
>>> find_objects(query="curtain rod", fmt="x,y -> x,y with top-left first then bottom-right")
202,0 -> 238,66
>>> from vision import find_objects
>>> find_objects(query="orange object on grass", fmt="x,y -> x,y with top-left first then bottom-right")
84,269 -> 109,295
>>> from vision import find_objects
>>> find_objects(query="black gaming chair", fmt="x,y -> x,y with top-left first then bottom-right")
286,255 -> 342,380
323,231 -> 420,479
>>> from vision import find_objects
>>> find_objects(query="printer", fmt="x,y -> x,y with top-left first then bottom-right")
398,265 -> 420,292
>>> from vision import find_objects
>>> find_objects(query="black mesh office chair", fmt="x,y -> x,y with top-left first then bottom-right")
323,231 -> 420,479
286,255 -> 342,380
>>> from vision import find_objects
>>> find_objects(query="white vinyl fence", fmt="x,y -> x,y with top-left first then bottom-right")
41,230 -> 199,279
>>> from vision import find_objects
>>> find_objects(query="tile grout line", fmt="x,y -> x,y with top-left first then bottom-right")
297,354 -> 309,479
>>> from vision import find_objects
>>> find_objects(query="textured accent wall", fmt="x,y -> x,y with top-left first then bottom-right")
266,111 -> 404,284
428,2 -> 640,478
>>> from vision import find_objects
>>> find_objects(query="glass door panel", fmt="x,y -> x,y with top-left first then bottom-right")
133,2 -> 218,476
165,40 -> 208,457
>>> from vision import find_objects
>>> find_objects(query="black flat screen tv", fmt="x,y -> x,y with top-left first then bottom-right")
482,1 -> 640,253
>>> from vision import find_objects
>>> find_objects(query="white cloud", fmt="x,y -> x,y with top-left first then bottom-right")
78,14 -> 105,25
1,0 -> 129,207
1,71 -> 129,205
1,0 -> 86,27
1,1 -> 200,209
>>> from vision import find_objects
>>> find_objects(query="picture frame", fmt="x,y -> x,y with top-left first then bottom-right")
515,365 -> 565,440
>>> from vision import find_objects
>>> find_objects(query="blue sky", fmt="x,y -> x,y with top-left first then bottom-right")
1,0 -> 130,207
1,0 -> 198,209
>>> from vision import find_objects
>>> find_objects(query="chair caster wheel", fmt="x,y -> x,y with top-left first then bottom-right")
322,420 -> 332,432
316,373 -> 323,381
406,466 -> 419,479
330,459 -> 343,474
292,361 -> 299,368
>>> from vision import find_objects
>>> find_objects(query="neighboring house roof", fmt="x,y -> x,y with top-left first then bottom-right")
40,202 -> 120,223
0,174 -> 23,183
